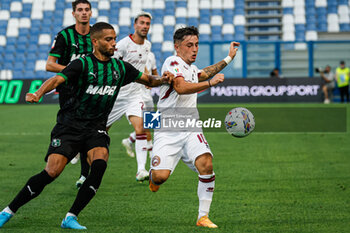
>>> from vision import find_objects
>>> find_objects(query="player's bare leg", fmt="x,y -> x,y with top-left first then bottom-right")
145,129 -> 153,158
129,115 -> 149,182
195,153 -> 217,228
149,169 -> 171,192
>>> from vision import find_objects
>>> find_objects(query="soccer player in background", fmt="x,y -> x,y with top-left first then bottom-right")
106,12 -> 153,182
122,51 -> 159,159
0,22 -> 173,230
46,0 -> 93,188
148,26 -> 239,228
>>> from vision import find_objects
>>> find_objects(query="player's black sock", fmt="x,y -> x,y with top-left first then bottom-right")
80,152 -> 90,178
69,159 -> 107,216
8,170 -> 55,213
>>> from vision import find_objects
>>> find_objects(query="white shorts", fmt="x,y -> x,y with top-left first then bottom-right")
151,131 -> 212,173
107,95 -> 144,127
140,86 -> 154,110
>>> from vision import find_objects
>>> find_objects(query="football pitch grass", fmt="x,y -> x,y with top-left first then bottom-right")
0,103 -> 349,233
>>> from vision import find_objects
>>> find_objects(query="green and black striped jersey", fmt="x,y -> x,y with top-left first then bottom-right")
57,54 -> 142,129
49,24 -> 92,66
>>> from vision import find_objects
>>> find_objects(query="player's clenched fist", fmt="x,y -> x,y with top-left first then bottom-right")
228,41 -> 240,59
209,73 -> 224,87
25,92 -> 40,103
162,71 -> 174,84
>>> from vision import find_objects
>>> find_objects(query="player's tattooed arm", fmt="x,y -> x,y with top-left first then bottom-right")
200,60 -> 228,81
199,41 -> 240,82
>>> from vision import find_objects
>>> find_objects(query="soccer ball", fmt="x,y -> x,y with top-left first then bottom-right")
224,107 -> 255,137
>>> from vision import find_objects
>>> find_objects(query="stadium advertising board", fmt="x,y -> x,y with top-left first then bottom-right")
0,80 -> 58,104
152,77 -> 323,103
1,78 -> 322,104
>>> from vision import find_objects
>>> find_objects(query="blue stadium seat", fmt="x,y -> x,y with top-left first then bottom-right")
10,12 -> 21,18
13,62 -> 24,71
223,33 -> 234,41
152,43 -> 162,52
340,24 -> 350,31
283,8 -> 293,14
23,71 -> 35,79
31,20 -> 42,29
212,34 -> 223,42
6,45 -> 16,54
0,28 -> 6,35
39,45 -> 50,53
153,16 -> 163,24
4,62 -> 13,70
164,32 -> 173,41
6,37 -> 17,45
16,44 -> 27,53
27,44 -> 38,54
188,18 -> 199,27
199,9 -> 210,18
1,3 -> 10,10
176,17 -> 186,25
164,26 -> 174,35
36,71 -> 51,79
27,53 -> 37,61
90,18 -> 97,25
44,11 -> 54,19
109,17 -> 118,24
200,34 -> 210,42
306,23 -> 317,30
317,23 -> 327,32
162,51 -> 173,59
176,1 -> 187,7
199,16 -> 210,24
120,1 -> 131,8
6,53 -> 15,62
19,28 -> 30,37
99,10 -> 109,17
13,71 -> 23,78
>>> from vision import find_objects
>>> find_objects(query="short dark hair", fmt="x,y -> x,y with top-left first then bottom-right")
72,0 -> 91,12
340,60 -> 345,65
173,26 -> 199,44
134,11 -> 152,23
90,22 -> 114,39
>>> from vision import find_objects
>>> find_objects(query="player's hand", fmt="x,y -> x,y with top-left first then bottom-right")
26,93 -> 40,103
161,71 -> 174,84
209,74 -> 224,87
228,41 -> 240,59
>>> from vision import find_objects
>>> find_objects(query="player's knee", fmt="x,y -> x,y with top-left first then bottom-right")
151,170 -> 170,184
45,168 -> 62,178
196,154 -> 214,174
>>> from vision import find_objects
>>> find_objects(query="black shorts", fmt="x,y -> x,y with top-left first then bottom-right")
45,123 -> 110,162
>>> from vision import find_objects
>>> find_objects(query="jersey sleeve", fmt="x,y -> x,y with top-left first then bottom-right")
49,32 -> 67,58
122,61 -> 142,86
162,58 -> 184,78
57,59 -> 83,81
150,53 -> 157,71
114,39 -> 126,59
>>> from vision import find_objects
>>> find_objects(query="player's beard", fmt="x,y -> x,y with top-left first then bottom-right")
101,49 -> 114,57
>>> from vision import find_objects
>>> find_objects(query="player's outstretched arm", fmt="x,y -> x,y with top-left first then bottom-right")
26,75 -> 66,103
136,71 -> 174,87
46,55 -> 66,73
173,73 -> 224,94
199,42 -> 240,82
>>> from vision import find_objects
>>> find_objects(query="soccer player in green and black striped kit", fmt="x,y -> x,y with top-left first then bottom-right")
0,22 -> 173,230
46,0 -> 93,188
